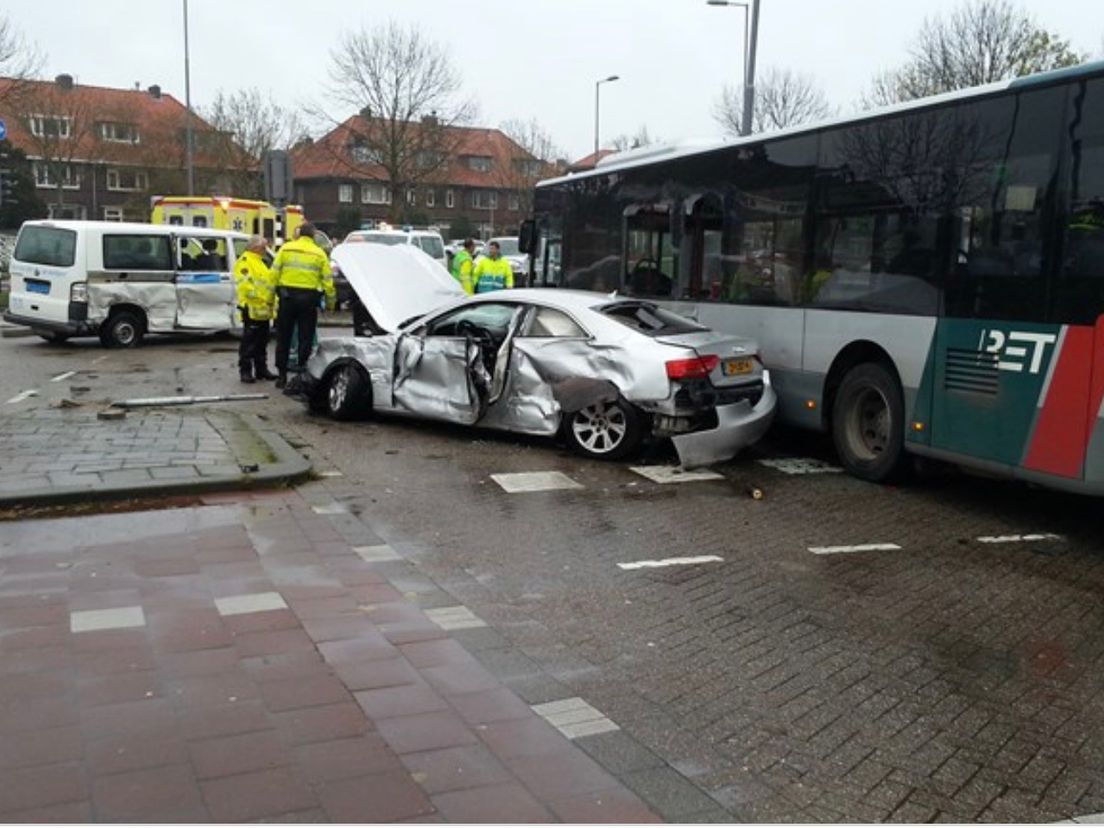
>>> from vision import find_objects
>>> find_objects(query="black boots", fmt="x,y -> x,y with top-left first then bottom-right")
275,372 -> 287,389
255,368 -> 279,381
240,370 -> 255,384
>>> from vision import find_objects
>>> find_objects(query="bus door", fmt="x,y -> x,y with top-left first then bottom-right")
682,194 -> 723,300
174,234 -> 234,329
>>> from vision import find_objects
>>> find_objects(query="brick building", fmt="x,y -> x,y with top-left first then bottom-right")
291,115 -> 551,240
0,74 -> 247,223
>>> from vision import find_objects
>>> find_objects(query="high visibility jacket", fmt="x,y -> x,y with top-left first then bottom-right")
451,250 -> 474,295
473,256 -> 514,293
233,250 -> 277,321
272,237 -> 335,307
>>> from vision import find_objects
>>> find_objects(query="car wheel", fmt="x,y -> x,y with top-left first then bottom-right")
565,399 -> 644,461
324,363 -> 371,421
831,362 -> 906,482
99,310 -> 144,348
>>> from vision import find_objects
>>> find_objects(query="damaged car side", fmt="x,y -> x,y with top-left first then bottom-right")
299,243 -> 775,467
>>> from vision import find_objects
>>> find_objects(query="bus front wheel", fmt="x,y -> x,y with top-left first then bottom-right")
831,362 -> 906,483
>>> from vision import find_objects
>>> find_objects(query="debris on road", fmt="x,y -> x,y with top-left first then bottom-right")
50,398 -> 82,409
113,393 -> 268,409
97,408 -> 126,421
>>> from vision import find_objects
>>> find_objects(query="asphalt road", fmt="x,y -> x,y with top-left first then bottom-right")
3,327 -> 1104,822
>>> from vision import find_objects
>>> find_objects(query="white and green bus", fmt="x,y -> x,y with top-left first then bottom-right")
523,61 -> 1104,493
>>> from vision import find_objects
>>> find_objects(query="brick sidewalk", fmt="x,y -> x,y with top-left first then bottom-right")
0,490 -> 659,823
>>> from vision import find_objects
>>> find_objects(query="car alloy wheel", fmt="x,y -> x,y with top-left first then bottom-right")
328,367 -> 351,413
571,401 -> 629,455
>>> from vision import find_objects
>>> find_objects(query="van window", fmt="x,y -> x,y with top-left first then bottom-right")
177,236 -> 228,271
103,235 -> 173,271
419,236 -> 445,260
14,226 -> 77,267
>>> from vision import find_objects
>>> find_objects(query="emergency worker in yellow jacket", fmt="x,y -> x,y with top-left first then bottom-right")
271,223 -> 335,388
233,235 -> 278,383
450,239 -> 476,295
472,241 -> 514,293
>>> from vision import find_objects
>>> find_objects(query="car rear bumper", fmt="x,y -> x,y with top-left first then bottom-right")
670,384 -> 777,469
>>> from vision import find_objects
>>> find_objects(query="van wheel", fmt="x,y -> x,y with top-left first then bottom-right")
831,362 -> 906,482
99,310 -> 145,348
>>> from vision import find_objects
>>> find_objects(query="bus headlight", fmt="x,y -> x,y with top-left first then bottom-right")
70,282 -> 88,303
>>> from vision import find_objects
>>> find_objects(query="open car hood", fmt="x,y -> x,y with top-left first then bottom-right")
331,242 -> 463,333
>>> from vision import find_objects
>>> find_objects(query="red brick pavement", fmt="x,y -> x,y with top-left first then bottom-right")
0,491 -> 660,823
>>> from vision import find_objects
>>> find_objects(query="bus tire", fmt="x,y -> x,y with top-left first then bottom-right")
831,362 -> 906,483
99,309 -> 145,349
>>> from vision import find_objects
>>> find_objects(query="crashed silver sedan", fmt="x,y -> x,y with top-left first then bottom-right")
299,243 -> 776,467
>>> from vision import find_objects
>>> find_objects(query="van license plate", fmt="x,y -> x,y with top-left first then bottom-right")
722,357 -> 753,376
26,280 -> 50,295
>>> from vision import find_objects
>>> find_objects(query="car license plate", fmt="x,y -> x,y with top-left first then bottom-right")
722,357 -> 753,377
26,280 -> 50,295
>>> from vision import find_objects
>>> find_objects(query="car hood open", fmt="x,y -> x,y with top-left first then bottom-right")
331,242 -> 464,333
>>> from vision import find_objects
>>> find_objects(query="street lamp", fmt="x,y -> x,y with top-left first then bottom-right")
594,74 -> 620,156
707,0 -> 760,137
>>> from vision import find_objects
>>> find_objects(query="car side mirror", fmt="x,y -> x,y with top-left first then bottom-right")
518,220 -> 536,255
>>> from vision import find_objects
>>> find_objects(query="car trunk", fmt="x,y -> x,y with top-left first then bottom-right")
656,331 -> 760,388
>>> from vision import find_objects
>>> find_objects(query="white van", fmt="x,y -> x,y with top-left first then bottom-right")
4,220 -> 250,347
343,228 -> 448,270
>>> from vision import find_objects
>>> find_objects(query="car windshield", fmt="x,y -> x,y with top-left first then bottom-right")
418,237 -> 445,260
600,301 -> 706,336
356,233 -> 407,246
492,239 -> 520,256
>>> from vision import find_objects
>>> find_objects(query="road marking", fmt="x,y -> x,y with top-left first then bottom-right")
758,457 -> 843,475
1067,812 -> 1104,824
50,370 -> 77,383
311,502 -> 349,515
532,697 -> 619,739
808,543 -> 902,555
5,389 -> 38,404
424,605 -> 487,631
977,533 -> 1063,544
317,470 -> 344,478
91,355 -> 109,365
214,592 -> 288,616
629,466 -> 724,484
70,606 -> 146,633
618,555 -> 724,571
491,471 -> 583,493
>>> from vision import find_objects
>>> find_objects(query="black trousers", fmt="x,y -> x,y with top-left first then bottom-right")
275,287 -> 319,373
238,308 -> 271,375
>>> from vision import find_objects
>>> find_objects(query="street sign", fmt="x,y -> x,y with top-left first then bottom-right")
263,150 -> 292,206
0,119 -> 7,142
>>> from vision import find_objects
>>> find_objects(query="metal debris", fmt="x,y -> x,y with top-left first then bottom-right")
113,393 -> 268,409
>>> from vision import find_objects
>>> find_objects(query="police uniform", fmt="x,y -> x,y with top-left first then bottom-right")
233,249 -> 277,381
270,233 -> 335,386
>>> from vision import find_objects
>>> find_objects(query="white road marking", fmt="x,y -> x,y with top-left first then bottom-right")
617,555 -> 724,571
91,355 -> 109,365
629,466 -> 724,484
215,592 -> 288,616
809,543 -> 902,555
5,389 -> 38,404
317,470 -> 344,478
977,533 -> 1063,544
532,697 -> 619,739
70,606 -> 146,633
354,544 -> 402,563
50,371 -> 77,383
758,457 -> 843,475
424,605 -> 487,631
491,471 -> 583,493
311,503 -> 348,515
1069,812 -> 1104,824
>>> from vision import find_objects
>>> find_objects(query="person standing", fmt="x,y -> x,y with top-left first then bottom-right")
450,238 -> 476,295
271,222 -> 335,388
472,241 -> 514,293
233,235 -> 278,383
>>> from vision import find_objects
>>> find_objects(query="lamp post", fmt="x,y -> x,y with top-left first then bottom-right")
707,0 -> 760,136
183,0 -> 195,194
594,74 -> 620,156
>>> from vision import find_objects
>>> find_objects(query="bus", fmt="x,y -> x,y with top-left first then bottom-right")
523,61 -> 1104,494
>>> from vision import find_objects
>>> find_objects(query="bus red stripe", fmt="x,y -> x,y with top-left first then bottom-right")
1024,326 -> 1094,479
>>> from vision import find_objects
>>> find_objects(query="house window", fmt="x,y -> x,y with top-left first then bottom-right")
416,150 -> 443,169
466,155 -> 493,172
513,158 -> 542,177
426,190 -> 436,208
33,162 -> 79,189
106,168 -> 148,192
508,194 -> 520,212
470,190 -> 497,210
361,183 -> 391,204
406,188 -> 416,206
100,122 -> 140,143
350,144 -> 384,165
29,115 -> 71,139
338,184 -> 353,203
445,190 -> 454,208
103,207 -> 125,222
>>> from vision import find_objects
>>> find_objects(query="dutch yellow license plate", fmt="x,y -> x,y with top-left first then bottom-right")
722,357 -> 754,377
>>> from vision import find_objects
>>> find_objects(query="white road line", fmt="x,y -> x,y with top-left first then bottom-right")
532,697 -> 619,739
491,471 -> 583,493
50,371 -> 77,383
808,543 -> 902,556
91,355 -> 109,365
617,555 -> 724,571
5,389 -> 38,404
977,533 -> 1063,544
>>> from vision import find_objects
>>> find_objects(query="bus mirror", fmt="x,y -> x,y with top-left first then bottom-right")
518,220 -> 536,255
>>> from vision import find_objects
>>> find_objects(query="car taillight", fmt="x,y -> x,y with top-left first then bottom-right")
665,355 -> 719,380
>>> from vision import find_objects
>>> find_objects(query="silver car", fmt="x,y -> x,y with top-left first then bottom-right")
299,243 -> 775,467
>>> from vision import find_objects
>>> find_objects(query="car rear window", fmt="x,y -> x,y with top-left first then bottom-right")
600,302 -> 705,336
14,226 -> 77,267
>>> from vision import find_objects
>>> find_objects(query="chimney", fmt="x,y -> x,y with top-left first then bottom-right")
148,84 -> 162,100
55,73 -> 74,91
422,110 -> 439,127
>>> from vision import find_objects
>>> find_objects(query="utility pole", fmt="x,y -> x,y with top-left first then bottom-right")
594,75 -> 620,156
183,0 -> 195,194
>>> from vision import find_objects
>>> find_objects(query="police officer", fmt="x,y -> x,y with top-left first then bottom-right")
271,222 -> 335,388
233,235 -> 277,383
450,238 -> 476,295
472,241 -> 514,293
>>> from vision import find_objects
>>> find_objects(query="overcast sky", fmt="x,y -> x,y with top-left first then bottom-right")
6,0 -> 1104,160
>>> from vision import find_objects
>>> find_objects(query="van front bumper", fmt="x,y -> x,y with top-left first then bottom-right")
3,308 -> 96,336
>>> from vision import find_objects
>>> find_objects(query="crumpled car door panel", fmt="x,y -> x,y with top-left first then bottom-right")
392,335 -> 485,425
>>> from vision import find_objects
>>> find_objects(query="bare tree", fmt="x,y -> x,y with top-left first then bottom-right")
714,67 -> 831,137
867,0 -> 1085,106
609,125 -> 657,152
0,13 -> 44,108
322,20 -> 474,222
203,88 -> 307,197
498,117 -> 563,216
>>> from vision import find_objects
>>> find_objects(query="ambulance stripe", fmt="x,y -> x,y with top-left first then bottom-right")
1023,325 -> 1094,479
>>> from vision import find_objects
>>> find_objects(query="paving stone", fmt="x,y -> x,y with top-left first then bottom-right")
430,782 -> 554,823
91,763 -> 206,822
317,771 -> 435,822
69,605 -> 145,633
200,766 -> 317,822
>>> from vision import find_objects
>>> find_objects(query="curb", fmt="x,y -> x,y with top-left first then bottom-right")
0,411 -> 313,509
